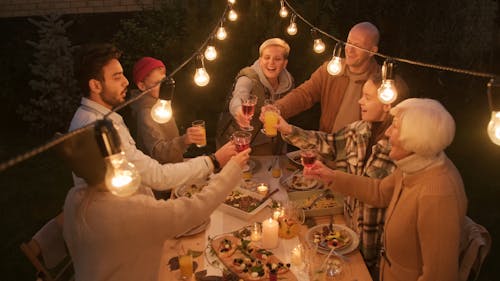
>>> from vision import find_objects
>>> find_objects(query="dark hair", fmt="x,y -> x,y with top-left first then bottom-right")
74,43 -> 122,97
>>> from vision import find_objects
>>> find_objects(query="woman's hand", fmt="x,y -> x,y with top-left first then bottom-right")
275,115 -> 292,135
214,141 -> 237,167
231,147 -> 251,169
234,108 -> 250,128
303,160 -> 335,183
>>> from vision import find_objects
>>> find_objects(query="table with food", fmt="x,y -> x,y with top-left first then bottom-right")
158,155 -> 373,281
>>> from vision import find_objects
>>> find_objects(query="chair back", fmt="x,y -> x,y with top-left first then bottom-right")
459,216 -> 491,281
20,213 -> 74,281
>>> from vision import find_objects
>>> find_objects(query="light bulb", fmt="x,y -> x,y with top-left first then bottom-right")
228,9 -> 238,21
377,80 -> 398,104
204,45 -> 217,61
327,57 -> 343,76
228,0 -> 235,4
287,22 -> 297,35
487,111 -> 500,145
279,6 -> 288,18
104,152 -> 141,197
194,67 -> 210,87
216,26 -> 227,40
313,39 -> 326,53
151,99 -> 172,124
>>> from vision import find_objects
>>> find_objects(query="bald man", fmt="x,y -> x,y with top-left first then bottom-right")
274,22 -> 381,133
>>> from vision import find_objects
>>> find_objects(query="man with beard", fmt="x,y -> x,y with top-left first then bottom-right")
69,43 -> 243,191
274,22 -> 381,134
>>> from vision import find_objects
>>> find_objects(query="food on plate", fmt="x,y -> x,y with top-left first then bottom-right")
278,217 -> 301,239
215,236 -> 240,258
211,233 -> 293,281
312,225 -> 352,251
301,192 -> 337,210
176,183 -> 207,198
290,173 -> 317,190
224,191 -> 262,213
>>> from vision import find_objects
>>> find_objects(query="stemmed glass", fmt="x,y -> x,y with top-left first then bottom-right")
241,94 -> 258,131
300,147 -> 318,170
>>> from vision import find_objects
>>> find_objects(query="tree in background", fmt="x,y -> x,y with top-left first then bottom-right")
18,14 -> 79,135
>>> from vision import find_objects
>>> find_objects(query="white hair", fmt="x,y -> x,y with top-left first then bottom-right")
259,38 -> 290,59
390,98 -> 455,157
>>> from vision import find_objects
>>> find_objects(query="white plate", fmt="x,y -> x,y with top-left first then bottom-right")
306,224 -> 360,255
281,170 -> 322,191
175,218 -> 211,238
174,182 -> 208,198
219,187 -> 271,220
286,150 -> 302,166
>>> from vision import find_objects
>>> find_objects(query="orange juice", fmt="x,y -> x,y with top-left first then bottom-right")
264,110 -> 279,137
198,126 -> 207,147
179,254 -> 193,280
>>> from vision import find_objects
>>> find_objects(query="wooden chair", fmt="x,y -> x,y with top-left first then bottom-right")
20,213 -> 74,281
459,216 -> 492,281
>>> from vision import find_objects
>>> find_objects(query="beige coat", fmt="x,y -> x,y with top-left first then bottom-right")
331,153 -> 467,281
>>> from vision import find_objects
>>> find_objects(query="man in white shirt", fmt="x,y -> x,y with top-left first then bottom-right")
70,43 -> 241,190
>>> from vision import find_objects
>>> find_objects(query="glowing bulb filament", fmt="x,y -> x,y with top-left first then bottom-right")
194,67 -> 210,87
216,26 -> 227,40
104,153 -> 141,197
313,39 -> 326,53
327,57 -> 342,76
279,6 -> 288,18
487,111 -> 500,145
228,0 -> 235,4
287,22 -> 297,35
151,99 -> 172,124
228,9 -> 238,21
204,45 -> 217,61
377,80 -> 398,104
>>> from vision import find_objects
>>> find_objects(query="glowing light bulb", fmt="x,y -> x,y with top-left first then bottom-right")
487,111 -> 500,145
95,119 -> 140,197
216,26 -> 227,40
151,99 -> 172,124
279,6 -> 288,18
377,80 -> 398,104
228,9 -> 238,21
313,39 -> 326,53
287,22 -> 297,35
204,45 -> 217,61
194,68 -> 210,87
228,0 -> 235,4
327,57 -> 343,76
104,152 -> 141,197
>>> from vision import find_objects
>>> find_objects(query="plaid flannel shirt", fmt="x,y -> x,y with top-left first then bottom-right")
282,120 -> 396,274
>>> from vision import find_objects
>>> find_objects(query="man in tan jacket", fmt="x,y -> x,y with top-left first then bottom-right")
275,22 -> 380,133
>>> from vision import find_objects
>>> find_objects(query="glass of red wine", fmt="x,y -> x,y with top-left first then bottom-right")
300,148 -> 317,169
232,131 -> 252,152
240,94 -> 258,131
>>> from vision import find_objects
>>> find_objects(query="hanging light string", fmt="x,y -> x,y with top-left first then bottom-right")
0,2 -> 234,173
282,0 -> 497,79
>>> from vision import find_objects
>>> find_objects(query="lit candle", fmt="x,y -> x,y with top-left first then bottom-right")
262,218 -> 279,249
291,245 -> 303,266
257,183 -> 268,195
272,207 -> 283,220
250,222 -> 262,242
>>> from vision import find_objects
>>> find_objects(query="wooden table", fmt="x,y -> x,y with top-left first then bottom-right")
158,156 -> 373,281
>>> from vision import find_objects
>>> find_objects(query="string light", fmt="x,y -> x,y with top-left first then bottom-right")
2,0 -> 500,173
286,14 -> 297,36
95,119 -> 140,197
228,0 -> 235,4
204,38 -> 217,61
279,0 -> 288,18
194,54 -> 210,87
150,78 -> 175,124
311,29 -> 325,54
377,59 -> 398,104
487,79 -> 500,145
228,5 -> 238,21
327,42 -> 343,76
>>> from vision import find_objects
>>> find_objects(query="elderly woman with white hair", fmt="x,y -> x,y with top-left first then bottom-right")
304,98 -> 468,281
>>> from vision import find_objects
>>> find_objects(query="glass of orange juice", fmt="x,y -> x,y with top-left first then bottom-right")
192,120 -> 206,148
262,100 -> 280,137
178,253 -> 193,280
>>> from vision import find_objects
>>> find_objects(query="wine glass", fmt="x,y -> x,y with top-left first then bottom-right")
232,131 -> 252,152
241,94 -> 258,131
